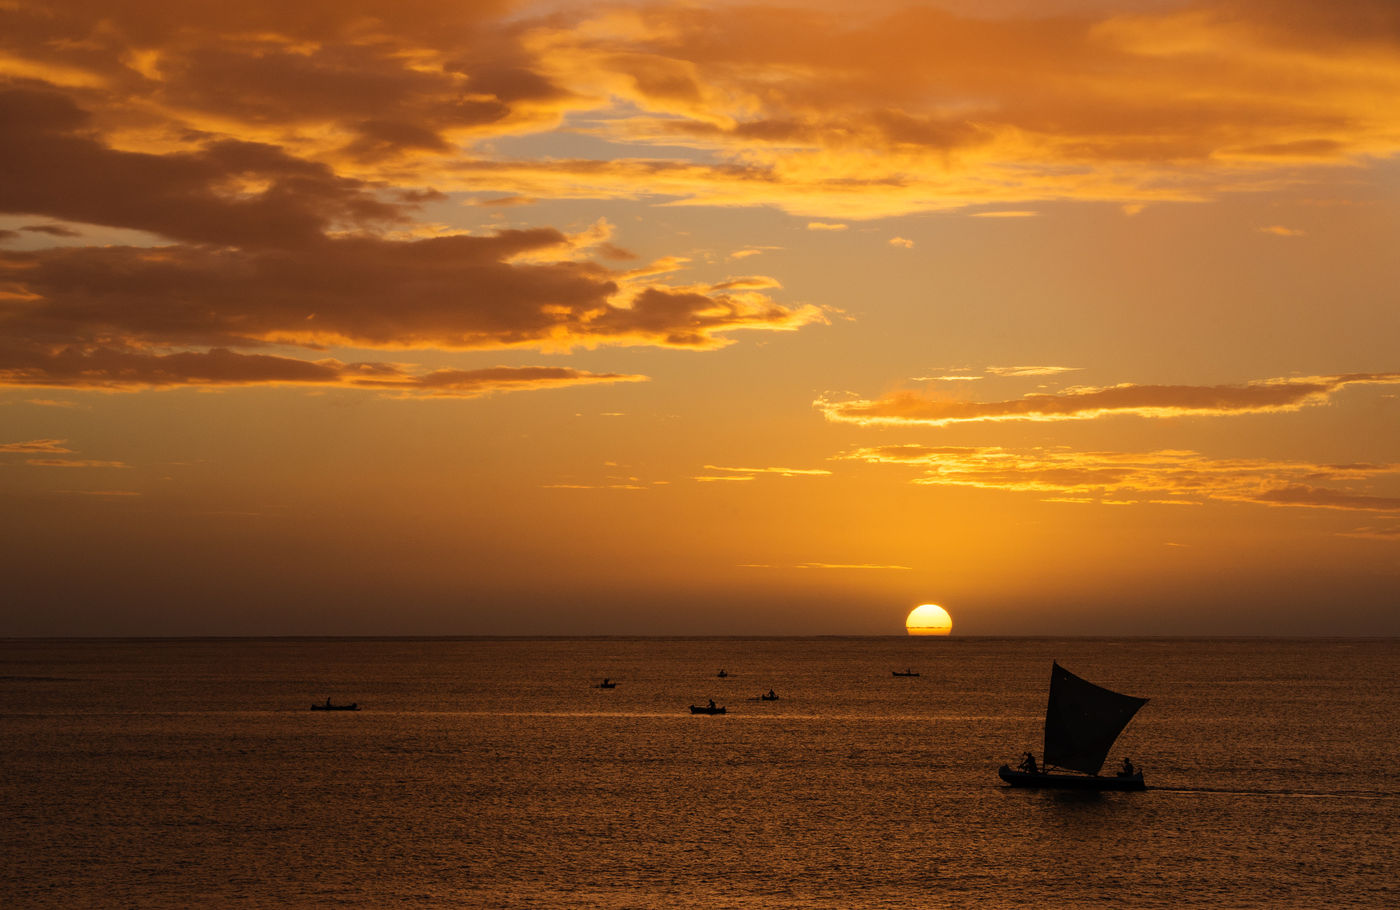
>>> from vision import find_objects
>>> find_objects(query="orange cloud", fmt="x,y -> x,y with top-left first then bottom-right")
818,373 -> 1400,427
6,0 -> 1395,226
700,465 -> 833,478
26,458 -> 127,468
841,444 -> 1400,512
0,438 -> 74,453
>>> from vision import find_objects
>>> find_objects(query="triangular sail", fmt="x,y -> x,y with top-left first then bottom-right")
1042,662 -> 1147,775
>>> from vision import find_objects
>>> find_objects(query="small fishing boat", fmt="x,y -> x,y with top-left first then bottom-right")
892,669 -> 919,677
717,669 -> 729,678
759,691 -> 779,701
595,679 -> 617,689
310,701 -> 360,711
690,704 -> 726,715
998,661 -> 1148,791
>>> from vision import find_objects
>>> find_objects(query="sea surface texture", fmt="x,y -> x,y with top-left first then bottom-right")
2,637 -> 1396,908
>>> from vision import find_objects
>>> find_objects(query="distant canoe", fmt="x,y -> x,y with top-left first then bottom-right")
690,704 -> 726,715
595,681 -> 617,689
892,670 -> 919,677
998,764 -> 1145,791
310,702 -> 359,711
717,670 -> 729,678
759,693 -> 779,701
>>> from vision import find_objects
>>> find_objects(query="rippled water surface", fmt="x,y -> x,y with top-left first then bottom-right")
2,637 -> 1397,908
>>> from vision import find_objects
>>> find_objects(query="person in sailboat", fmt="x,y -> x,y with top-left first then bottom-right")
1118,757 -> 1135,778
1019,752 -> 1038,774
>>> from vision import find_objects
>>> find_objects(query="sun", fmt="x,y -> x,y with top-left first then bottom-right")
906,603 -> 953,636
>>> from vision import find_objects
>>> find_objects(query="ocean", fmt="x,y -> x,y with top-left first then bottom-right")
2,637 -> 1396,908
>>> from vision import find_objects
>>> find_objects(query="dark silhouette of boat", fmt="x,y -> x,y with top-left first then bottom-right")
595,679 -> 617,689
760,691 -> 779,701
998,661 -> 1148,791
717,669 -> 729,678
689,704 -> 726,714
311,700 -> 360,711
892,669 -> 919,677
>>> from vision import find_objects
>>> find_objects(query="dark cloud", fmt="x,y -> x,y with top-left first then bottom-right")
0,88 -> 408,248
21,224 -> 82,237
0,340 -> 647,396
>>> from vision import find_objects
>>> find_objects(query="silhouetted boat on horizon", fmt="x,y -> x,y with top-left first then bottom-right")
595,679 -> 617,689
310,700 -> 360,711
690,704 -> 726,715
892,669 -> 919,677
998,661 -> 1148,791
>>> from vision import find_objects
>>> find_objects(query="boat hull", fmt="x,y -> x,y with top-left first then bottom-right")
998,765 -> 1145,791
689,705 -> 726,714
310,703 -> 359,711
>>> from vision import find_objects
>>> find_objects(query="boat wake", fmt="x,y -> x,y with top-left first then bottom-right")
1151,785 -> 1395,801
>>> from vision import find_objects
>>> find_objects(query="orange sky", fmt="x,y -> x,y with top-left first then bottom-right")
2,0 -> 1397,635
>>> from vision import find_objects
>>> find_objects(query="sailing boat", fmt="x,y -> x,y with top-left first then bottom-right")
998,661 -> 1149,791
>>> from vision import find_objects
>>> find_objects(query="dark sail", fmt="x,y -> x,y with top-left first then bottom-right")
1042,662 -> 1148,775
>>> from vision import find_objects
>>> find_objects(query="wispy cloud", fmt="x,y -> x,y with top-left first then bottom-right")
0,438 -> 73,454
806,222 -> 849,231
841,444 -> 1400,513
701,464 -> 834,479
889,237 -> 914,249
740,562 -> 913,571
1259,225 -> 1306,237
818,373 -> 1400,427
986,366 -> 1081,378
26,458 -> 127,468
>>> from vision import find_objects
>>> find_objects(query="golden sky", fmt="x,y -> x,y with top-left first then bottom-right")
2,0 -> 1397,634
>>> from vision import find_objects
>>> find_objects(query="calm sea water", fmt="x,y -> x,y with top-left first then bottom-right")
2,637 -> 1396,908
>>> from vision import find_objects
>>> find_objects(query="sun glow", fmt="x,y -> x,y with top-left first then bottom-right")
906,603 -> 953,636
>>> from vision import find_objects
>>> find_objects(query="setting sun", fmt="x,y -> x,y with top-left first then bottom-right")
906,604 -> 953,636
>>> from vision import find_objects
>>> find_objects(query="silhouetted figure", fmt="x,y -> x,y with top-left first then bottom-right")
708,698 -> 716,709
325,696 -> 332,708
718,669 -> 728,678
1019,752 -> 1038,774
1118,757 -> 1135,777
603,678 -> 610,685
767,689 -> 776,698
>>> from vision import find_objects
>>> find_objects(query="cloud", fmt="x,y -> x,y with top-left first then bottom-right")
0,343 -> 649,396
26,458 -> 127,467
701,464 -> 833,478
1259,225 -> 1306,237
0,79 -> 826,394
740,562 -> 912,570
970,211 -> 1039,218
806,222 -> 848,231
2,0 -> 1399,225
21,224 -> 82,237
986,365 -> 1081,377
840,444 -> 1400,513
0,438 -> 74,453
818,373 -> 1400,427
889,237 -> 914,248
